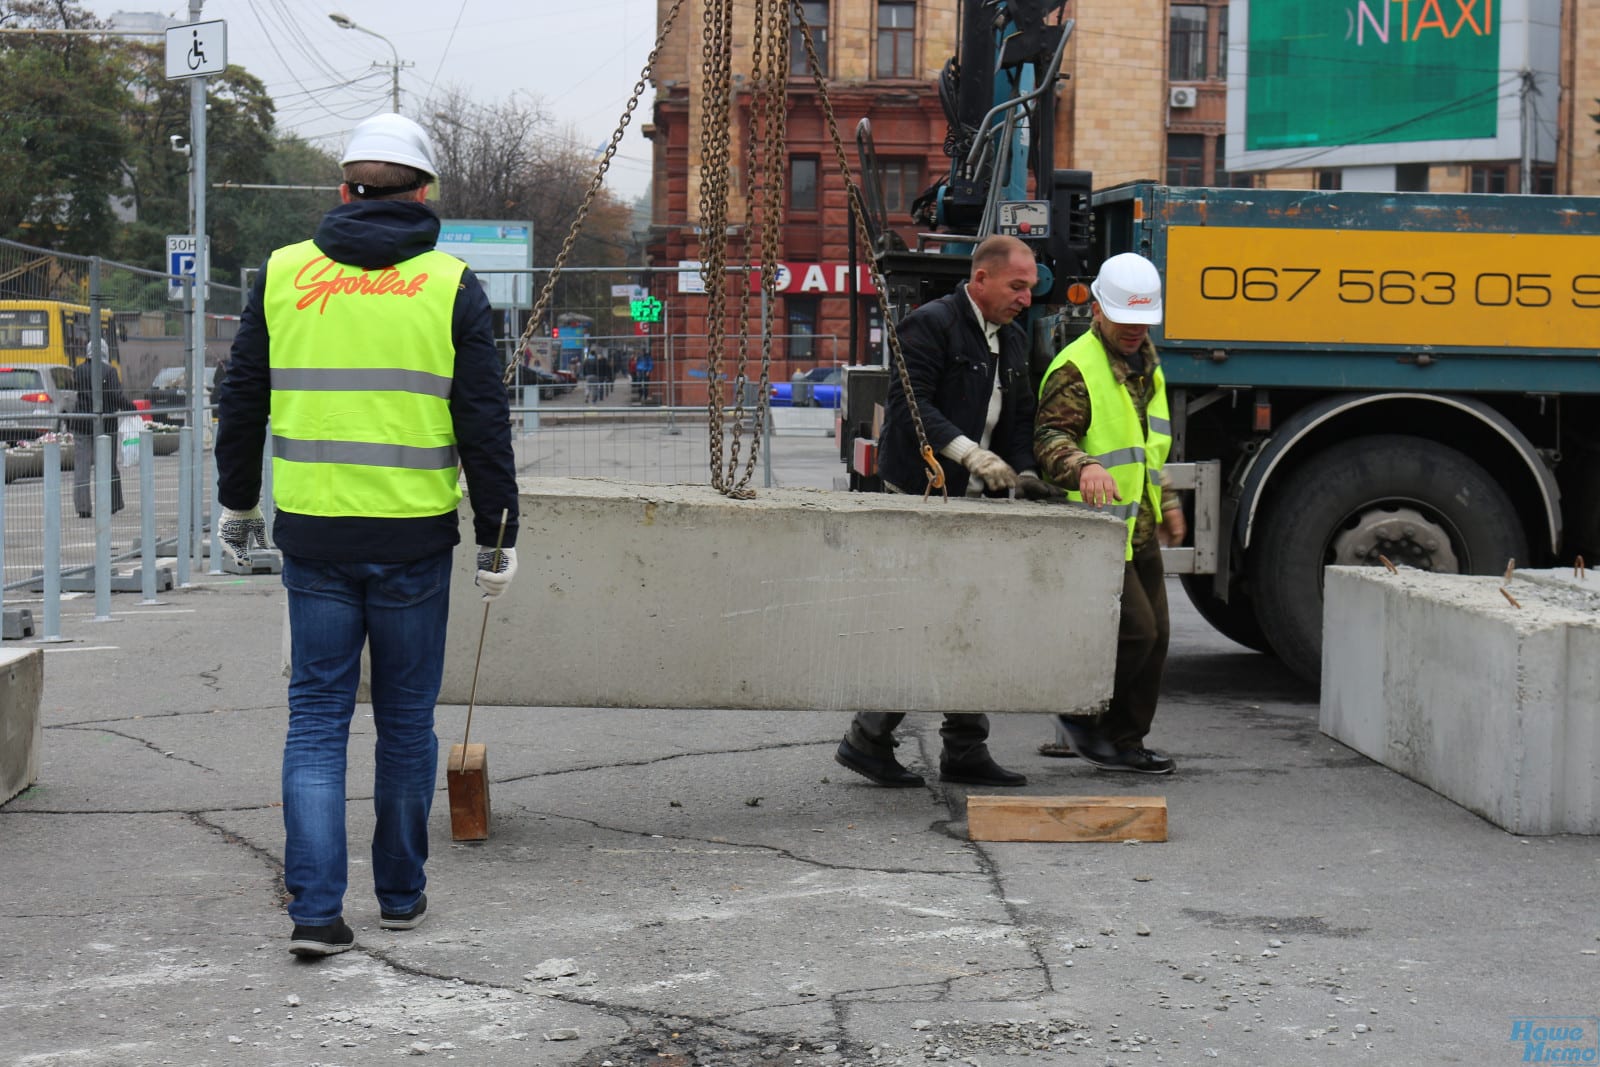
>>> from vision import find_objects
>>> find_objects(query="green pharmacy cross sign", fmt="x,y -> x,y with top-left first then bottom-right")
630,297 -> 663,323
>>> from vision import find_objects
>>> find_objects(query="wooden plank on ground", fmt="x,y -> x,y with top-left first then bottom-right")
967,795 -> 1167,842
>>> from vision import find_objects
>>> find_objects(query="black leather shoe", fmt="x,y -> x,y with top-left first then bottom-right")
940,752 -> 1027,788
835,738 -> 924,787
1079,745 -> 1176,775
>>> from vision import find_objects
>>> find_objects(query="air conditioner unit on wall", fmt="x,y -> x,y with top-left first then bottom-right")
1169,86 -> 1197,109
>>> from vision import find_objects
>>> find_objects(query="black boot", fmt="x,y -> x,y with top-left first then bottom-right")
834,737 -> 924,788
940,746 -> 1027,787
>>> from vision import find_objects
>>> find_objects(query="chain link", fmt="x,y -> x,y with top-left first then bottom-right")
502,0 -> 687,385
792,9 -> 944,497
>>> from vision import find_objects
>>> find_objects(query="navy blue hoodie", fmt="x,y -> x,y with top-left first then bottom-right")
215,199 -> 519,561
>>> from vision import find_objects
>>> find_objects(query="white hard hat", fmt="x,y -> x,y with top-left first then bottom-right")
340,113 -> 438,181
1091,253 -> 1163,325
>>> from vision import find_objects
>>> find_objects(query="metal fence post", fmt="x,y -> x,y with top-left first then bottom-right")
93,434 -> 113,621
40,441 -> 64,641
139,427 -> 159,604
208,454 -> 221,575
176,427 -> 193,587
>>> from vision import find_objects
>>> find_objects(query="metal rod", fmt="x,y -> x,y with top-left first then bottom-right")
457,508 -> 510,770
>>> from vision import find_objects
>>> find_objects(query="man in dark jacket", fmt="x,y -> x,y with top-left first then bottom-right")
833,234 -> 1058,791
214,113 -> 520,958
69,340 -> 128,516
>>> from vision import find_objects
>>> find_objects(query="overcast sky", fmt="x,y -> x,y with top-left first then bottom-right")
94,0 -> 658,201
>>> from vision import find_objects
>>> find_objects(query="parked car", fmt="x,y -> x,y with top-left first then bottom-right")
509,366 -> 574,401
769,366 -> 843,408
0,362 -> 75,443
147,365 -> 216,425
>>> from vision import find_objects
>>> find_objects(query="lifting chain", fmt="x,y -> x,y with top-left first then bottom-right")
707,0 -> 788,498
792,13 -> 945,499
501,0 -> 687,387
500,0 -> 942,501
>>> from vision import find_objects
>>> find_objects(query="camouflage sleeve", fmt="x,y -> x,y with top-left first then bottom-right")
1158,466 -> 1181,512
1033,361 -> 1095,490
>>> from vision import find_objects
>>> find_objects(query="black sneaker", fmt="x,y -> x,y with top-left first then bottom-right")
1080,746 -> 1177,775
288,918 -> 355,957
380,893 -> 428,931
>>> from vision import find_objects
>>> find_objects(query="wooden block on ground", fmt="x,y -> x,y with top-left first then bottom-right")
447,743 -> 491,841
967,795 -> 1167,842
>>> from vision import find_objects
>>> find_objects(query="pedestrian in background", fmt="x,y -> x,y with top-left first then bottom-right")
833,234 -> 1060,792
213,113 -> 521,957
1034,252 -> 1185,775
69,338 -> 127,517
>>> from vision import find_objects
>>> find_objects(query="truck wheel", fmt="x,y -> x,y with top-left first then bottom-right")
1249,435 -> 1527,683
1178,573 -> 1270,653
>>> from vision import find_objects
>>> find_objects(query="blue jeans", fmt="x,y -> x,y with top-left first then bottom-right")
280,549 -> 453,926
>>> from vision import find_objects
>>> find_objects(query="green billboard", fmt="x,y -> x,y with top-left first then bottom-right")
1245,1 -> 1499,151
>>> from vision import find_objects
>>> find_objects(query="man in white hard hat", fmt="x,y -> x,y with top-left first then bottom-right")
1033,252 -> 1187,774
214,113 -> 521,956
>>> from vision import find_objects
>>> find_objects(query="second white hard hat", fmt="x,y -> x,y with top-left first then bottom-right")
340,113 -> 438,181
1091,252 -> 1163,325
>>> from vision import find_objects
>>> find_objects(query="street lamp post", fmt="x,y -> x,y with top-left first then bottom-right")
328,12 -> 407,112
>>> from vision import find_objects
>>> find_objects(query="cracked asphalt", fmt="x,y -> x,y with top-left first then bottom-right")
3,440 -> 1596,1066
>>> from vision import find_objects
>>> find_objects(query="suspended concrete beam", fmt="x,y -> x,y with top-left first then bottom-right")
1321,566 -> 1600,835
438,479 -> 1128,714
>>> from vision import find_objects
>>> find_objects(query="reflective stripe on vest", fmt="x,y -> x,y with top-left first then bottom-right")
1040,331 -> 1173,559
264,240 -> 465,519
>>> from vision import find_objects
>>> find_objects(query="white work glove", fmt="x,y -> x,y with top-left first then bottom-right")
474,546 -> 517,601
218,506 -> 267,567
961,447 -> 1019,491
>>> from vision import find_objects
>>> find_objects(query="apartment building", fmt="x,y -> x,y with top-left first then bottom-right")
641,0 -> 1600,390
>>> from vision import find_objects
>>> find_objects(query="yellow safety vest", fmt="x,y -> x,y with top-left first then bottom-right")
1040,330 -> 1172,559
263,240 -> 466,518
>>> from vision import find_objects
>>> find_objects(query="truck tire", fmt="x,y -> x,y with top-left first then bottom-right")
1178,574 -> 1271,653
1249,435 -> 1527,683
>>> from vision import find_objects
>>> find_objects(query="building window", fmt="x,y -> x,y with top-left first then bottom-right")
1396,163 -> 1429,192
1316,170 -> 1342,191
880,160 -> 921,215
877,2 -> 915,79
1212,135 -> 1229,187
787,297 -> 818,361
1215,11 -> 1228,80
1532,164 -> 1555,194
791,2 -> 828,78
791,157 -> 818,213
1167,134 -> 1204,186
1170,5 -> 1207,81
1469,165 -> 1508,193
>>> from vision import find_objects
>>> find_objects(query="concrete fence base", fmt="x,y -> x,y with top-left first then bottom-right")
434,479 -> 1128,714
1,648 -> 44,805
1321,567 -> 1600,835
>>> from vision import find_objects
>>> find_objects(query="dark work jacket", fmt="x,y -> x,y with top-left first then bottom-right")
214,199 -> 519,561
69,358 -> 130,437
877,286 -> 1037,498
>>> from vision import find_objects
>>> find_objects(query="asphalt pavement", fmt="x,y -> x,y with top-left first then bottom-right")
2,433 -> 1597,1067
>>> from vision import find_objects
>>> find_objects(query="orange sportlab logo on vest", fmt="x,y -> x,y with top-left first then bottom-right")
292,256 -> 429,313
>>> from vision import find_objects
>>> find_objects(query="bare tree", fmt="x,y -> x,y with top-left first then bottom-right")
423,88 -> 633,266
